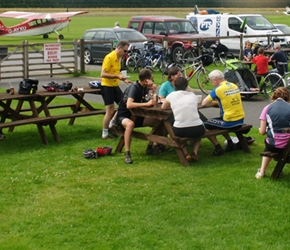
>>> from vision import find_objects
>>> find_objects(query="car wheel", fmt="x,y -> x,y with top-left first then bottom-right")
43,34 -> 49,39
59,34 -> 64,40
172,47 -> 184,63
84,49 -> 93,65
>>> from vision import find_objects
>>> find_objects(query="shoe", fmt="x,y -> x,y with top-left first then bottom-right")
212,148 -> 224,156
0,133 -> 5,139
185,153 -> 192,161
226,143 -> 236,152
109,119 -> 116,129
124,155 -> 133,164
145,146 -> 161,155
255,169 -> 265,179
102,134 -> 115,140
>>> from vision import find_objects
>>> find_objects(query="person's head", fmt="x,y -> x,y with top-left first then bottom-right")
245,40 -> 251,48
174,76 -> 188,91
208,70 -> 224,87
273,43 -> 281,50
167,66 -> 182,82
258,47 -> 264,55
116,40 -> 129,58
115,22 -> 120,27
271,87 -> 290,102
139,68 -> 154,87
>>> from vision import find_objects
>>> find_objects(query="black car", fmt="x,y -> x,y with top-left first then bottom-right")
79,28 -> 148,64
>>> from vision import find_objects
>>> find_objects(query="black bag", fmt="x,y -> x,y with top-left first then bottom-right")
18,78 -> 39,94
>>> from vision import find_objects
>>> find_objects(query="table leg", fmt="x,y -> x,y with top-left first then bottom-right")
115,135 -> 125,153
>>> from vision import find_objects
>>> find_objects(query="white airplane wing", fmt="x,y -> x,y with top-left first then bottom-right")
0,11 -> 87,20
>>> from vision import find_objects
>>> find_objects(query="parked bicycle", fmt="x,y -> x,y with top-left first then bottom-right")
210,42 -> 236,67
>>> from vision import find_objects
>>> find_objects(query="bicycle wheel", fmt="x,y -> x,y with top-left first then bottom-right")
136,58 -> 146,72
262,73 -> 285,98
213,57 -> 221,67
126,56 -> 137,73
182,50 -> 195,66
196,69 -> 211,95
219,52 -> 236,66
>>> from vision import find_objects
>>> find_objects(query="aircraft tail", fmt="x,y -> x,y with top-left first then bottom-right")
0,20 -> 7,29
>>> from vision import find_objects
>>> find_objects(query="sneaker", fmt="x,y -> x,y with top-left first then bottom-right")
109,119 -> 116,129
226,143 -> 236,152
0,133 -> 5,139
255,169 -> 265,179
124,155 -> 133,164
212,148 -> 224,156
102,134 -> 115,140
191,152 -> 199,161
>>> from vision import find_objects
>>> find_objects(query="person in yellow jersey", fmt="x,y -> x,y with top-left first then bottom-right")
201,70 -> 245,156
101,40 -> 133,140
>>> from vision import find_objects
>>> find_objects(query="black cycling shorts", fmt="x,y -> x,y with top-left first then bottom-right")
101,86 -> 123,106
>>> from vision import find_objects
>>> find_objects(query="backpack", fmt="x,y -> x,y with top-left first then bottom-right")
18,78 -> 39,94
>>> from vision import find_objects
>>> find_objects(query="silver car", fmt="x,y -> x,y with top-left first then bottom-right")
79,28 -> 148,64
274,24 -> 290,47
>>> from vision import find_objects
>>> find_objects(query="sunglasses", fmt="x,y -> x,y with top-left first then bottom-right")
122,48 -> 128,53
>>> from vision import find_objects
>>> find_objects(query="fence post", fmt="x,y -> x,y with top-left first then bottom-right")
73,39 -> 79,76
23,40 -> 29,79
80,39 -> 85,74
239,34 -> 244,60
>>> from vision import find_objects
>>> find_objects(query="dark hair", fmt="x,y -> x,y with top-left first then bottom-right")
174,76 -> 188,91
117,40 -> 129,48
271,87 -> 290,102
139,68 -> 152,81
168,66 -> 181,81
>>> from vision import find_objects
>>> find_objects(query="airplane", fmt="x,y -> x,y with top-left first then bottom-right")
0,11 -> 88,39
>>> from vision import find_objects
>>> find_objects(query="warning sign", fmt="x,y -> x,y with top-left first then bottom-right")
43,43 -> 61,63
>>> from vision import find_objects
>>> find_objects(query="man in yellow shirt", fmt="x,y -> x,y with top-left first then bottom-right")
201,70 -> 245,156
101,40 -> 133,139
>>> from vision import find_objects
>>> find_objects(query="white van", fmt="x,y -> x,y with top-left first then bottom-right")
185,13 -> 284,53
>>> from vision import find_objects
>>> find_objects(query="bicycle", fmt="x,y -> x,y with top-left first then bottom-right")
136,45 -> 170,72
210,42 -> 236,67
125,45 -> 142,73
180,54 -> 213,95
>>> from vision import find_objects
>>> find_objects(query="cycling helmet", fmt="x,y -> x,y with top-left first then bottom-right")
62,81 -> 73,91
89,81 -> 101,89
83,149 -> 97,159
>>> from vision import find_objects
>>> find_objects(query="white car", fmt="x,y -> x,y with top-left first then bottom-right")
274,24 -> 290,47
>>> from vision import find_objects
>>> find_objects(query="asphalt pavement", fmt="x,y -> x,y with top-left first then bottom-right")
0,75 -> 270,128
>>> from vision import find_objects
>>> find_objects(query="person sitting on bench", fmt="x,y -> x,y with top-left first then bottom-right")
201,70 -> 245,156
256,87 -> 290,179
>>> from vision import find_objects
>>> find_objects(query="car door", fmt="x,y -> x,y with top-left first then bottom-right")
103,31 -> 117,56
90,31 -> 106,61
225,17 -> 243,51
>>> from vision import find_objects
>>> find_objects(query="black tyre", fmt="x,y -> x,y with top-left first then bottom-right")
262,73 -> 285,98
126,56 -> 137,73
84,49 -> 93,65
136,58 -> 145,72
182,50 -> 195,66
196,69 -> 211,95
172,47 -> 184,63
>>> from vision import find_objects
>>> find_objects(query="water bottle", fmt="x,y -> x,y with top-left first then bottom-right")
287,77 -> 290,86
187,69 -> 194,77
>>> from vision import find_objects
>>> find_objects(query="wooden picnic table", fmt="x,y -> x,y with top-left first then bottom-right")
112,104 -> 252,166
0,87 -> 105,144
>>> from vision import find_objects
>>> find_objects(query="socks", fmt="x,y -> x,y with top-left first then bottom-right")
102,129 -> 108,138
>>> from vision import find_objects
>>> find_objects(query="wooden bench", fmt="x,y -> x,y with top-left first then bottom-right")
260,138 -> 290,179
112,123 -> 253,166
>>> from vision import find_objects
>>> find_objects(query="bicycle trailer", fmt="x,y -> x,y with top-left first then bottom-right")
223,59 -> 260,97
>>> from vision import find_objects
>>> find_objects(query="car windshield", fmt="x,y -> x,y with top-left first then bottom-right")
115,30 -> 147,40
276,25 -> 290,34
240,16 -> 276,30
165,21 -> 198,35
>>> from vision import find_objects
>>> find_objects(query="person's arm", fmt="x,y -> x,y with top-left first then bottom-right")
161,99 -> 170,109
259,120 -> 267,135
126,97 -> 156,109
101,69 -> 127,81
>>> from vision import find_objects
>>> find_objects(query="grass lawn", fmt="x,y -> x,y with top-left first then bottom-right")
1,8 -> 290,249
1,96 -> 290,249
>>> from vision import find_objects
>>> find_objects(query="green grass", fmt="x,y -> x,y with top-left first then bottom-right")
1,96 -> 290,249
1,9 -> 290,249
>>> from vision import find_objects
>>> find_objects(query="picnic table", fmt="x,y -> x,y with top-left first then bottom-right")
0,87 -> 105,144
112,104 -> 252,166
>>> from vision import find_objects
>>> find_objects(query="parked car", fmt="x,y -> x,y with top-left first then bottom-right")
127,16 -> 214,62
79,28 -> 148,64
274,24 -> 290,47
